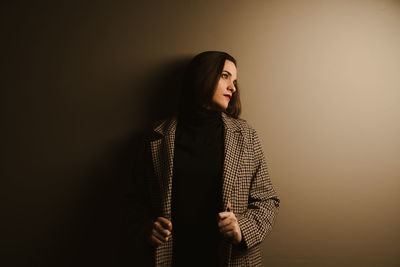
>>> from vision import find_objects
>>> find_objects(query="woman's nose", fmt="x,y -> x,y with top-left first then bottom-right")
228,81 -> 236,93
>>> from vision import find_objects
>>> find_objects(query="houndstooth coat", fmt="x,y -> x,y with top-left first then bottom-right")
138,111 -> 279,267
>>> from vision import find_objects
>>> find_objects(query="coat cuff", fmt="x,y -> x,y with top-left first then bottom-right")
236,214 -> 260,249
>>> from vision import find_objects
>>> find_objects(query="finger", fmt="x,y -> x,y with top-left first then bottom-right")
149,235 -> 163,246
218,216 -> 233,228
220,224 -> 234,234
154,222 -> 171,237
157,217 -> 173,231
150,234 -> 163,245
222,229 -> 235,238
227,202 -> 232,212
218,211 -> 232,220
220,219 -> 238,233
152,228 -> 168,242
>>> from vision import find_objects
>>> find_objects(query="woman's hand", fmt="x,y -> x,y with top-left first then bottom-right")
217,202 -> 242,245
148,217 -> 172,247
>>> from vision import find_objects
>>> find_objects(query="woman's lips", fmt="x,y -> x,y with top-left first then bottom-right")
224,95 -> 231,100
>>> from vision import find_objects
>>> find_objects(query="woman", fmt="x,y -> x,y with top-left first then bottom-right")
132,51 -> 279,266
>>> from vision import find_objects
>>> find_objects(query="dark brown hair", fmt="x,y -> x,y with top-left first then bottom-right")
179,51 -> 241,118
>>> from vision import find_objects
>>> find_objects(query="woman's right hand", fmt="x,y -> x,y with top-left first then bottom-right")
148,217 -> 173,247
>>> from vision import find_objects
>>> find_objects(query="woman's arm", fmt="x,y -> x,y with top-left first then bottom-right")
235,128 -> 280,249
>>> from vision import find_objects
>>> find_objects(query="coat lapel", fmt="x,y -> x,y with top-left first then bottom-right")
150,117 -> 178,220
220,112 -> 245,211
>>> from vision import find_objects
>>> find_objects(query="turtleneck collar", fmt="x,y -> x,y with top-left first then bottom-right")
178,106 -> 222,126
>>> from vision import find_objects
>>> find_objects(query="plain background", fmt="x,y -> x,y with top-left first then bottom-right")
2,0 -> 400,266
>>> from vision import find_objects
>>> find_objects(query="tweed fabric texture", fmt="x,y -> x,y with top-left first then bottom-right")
147,112 -> 279,266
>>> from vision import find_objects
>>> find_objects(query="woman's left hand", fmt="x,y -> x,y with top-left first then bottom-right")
217,202 -> 242,244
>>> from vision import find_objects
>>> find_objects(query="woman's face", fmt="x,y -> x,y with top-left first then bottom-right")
211,60 -> 237,111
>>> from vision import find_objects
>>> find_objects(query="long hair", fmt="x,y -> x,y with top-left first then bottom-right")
179,51 -> 241,118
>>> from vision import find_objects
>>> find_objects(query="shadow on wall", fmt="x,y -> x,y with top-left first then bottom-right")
76,56 -> 192,267
143,56 -> 193,125
121,56 -> 193,266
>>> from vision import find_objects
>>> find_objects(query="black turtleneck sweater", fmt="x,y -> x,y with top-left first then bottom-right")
171,107 -> 224,267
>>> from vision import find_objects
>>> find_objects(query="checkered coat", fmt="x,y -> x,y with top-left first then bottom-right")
136,112 -> 279,266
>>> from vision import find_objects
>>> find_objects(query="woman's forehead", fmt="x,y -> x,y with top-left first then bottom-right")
223,60 -> 237,79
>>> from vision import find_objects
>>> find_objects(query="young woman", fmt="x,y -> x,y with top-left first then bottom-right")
133,51 -> 279,266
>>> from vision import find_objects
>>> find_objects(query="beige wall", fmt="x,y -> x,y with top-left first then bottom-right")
4,0 -> 400,266
130,1 -> 400,265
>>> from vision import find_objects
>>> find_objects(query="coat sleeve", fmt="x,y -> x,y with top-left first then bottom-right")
235,127 -> 280,249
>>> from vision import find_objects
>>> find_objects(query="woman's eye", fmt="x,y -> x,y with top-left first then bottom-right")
221,73 -> 228,79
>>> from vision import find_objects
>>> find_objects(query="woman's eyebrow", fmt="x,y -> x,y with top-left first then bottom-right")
223,70 -> 232,76
223,70 -> 237,81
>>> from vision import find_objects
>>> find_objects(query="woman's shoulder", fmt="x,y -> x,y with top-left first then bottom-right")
222,112 -> 257,134
149,115 -> 178,137
150,113 -> 259,136
152,116 -> 173,129
156,114 -> 180,125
